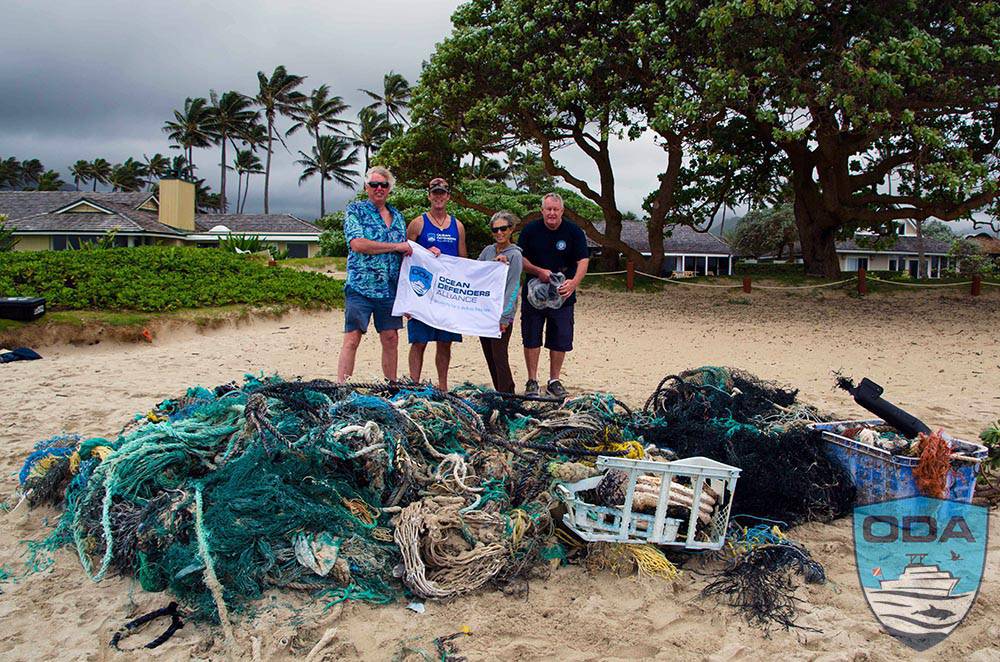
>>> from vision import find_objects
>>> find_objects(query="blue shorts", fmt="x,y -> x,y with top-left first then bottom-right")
344,286 -> 403,334
407,318 -> 462,344
521,301 -> 574,352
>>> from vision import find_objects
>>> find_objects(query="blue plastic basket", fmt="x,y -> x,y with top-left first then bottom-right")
812,419 -> 986,505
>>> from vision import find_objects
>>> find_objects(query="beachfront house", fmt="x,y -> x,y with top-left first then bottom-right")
591,220 -> 735,276
0,179 -> 322,257
754,220 -> 953,278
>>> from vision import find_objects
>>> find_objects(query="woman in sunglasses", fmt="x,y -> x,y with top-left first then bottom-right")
477,210 -> 523,393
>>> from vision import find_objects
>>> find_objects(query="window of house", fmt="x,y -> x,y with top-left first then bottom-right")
286,242 -> 309,259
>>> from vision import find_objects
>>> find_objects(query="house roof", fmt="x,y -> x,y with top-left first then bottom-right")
835,235 -> 951,255
0,191 -> 154,220
593,220 -> 734,255
1,191 -> 321,237
193,214 -> 320,234
0,191 -> 182,235
966,233 -> 1000,255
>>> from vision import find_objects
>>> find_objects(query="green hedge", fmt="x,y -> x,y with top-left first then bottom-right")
733,261 -> 807,277
0,246 -> 343,312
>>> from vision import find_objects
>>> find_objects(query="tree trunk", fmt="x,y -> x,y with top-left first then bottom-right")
264,120 -> 273,214
794,192 -> 842,277
242,174 -> 251,214
915,218 -> 926,278
235,172 -> 243,215
220,134 -> 228,213
320,176 -> 326,218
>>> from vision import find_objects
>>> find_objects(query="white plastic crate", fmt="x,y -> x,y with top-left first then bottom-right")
555,455 -> 741,550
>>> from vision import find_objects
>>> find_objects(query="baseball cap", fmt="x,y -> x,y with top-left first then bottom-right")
428,177 -> 450,193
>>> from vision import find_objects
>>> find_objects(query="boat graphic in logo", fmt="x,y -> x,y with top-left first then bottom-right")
853,496 -> 987,650
409,265 -> 434,297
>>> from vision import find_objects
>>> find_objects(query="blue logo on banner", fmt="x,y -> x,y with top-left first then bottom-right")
409,265 -> 434,297
853,496 -> 988,650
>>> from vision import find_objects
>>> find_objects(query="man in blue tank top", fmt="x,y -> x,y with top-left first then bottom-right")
405,177 -> 467,389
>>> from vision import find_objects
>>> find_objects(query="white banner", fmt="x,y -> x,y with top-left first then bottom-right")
392,241 -> 507,338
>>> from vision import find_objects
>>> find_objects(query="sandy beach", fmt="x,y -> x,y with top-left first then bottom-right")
2,285 -> 999,661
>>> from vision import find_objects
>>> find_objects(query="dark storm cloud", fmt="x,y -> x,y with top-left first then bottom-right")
0,0 -> 461,217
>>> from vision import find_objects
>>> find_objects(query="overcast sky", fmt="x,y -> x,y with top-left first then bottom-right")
0,0 -> 685,223
0,1 -> 990,234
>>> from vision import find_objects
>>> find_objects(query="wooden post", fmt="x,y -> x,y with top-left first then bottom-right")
742,276 -> 751,293
972,274 -> 982,296
626,260 -> 635,292
858,267 -> 867,295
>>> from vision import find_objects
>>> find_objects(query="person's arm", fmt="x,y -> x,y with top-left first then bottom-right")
457,219 -> 467,258
407,216 -> 437,256
557,257 -> 589,297
349,237 -> 412,255
520,255 -> 552,282
500,252 -> 523,330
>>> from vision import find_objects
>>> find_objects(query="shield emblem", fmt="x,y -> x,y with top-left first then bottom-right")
853,496 -> 988,650
409,265 -> 434,297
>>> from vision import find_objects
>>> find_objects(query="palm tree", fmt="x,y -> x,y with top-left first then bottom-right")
287,85 -> 351,142
348,107 -> 391,172
233,149 -> 263,213
361,71 -> 411,130
0,157 -> 21,190
162,97 -> 215,178
19,159 -> 45,189
36,169 -> 65,191
108,159 -> 146,192
70,160 -> 92,191
254,66 -> 307,213
143,153 -> 170,189
208,90 -> 258,213
90,158 -> 112,191
296,135 -> 359,217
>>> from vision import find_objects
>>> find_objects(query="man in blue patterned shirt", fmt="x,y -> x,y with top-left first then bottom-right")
337,166 -> 412,382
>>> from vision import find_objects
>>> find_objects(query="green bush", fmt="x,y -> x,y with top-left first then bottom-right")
0,246 -> 343,312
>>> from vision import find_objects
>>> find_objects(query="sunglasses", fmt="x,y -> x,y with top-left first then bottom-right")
491,225 -> 512,233
367,181 -> 390,189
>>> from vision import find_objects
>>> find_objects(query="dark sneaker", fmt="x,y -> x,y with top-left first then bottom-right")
546,379 -> 568,399
524,379 -> 540,396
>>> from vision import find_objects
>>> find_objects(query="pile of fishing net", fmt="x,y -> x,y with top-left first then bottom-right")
14,366 -> 850,633
16,376 -> 654,623
637,367 -> 856,526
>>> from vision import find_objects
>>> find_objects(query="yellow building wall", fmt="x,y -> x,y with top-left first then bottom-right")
13,236 -> 50,251
158,179 -> 195,231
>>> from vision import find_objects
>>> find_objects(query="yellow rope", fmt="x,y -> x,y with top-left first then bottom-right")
343,498 -> 377,525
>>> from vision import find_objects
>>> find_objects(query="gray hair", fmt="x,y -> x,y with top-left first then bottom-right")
541,192 -> 563,207
365,166 -> 396,190
489,210 -> 519,228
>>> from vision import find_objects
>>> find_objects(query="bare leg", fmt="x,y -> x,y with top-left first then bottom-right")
549,350 -> 566,382
524,346 -> 541,382
379,329 -> 399,380
337,330 -> 363,383
409,342 -> 427,382
435,341 -> 452,390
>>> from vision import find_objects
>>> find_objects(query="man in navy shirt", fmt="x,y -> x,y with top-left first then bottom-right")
517,192 -> 590,397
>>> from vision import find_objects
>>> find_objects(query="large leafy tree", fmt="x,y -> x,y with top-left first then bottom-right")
0,214 -> 18,251
362,71 -> 412,131
19,159 -> 45,189
296,135 -> 359,217
36,169 -> 65,191
255,66 -> 307,213
412,1 -> 776,273
163,97 -> 215,178
731,204 -> 798,260
684,0 -> 1000,276
209,90 -> 258,212
0,157 -> 21,190
108,159 -> 147,192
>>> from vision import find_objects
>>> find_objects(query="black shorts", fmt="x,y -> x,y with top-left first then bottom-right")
521,300 -> 574,352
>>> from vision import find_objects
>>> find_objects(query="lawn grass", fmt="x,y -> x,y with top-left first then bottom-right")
282,256 -> 347,270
